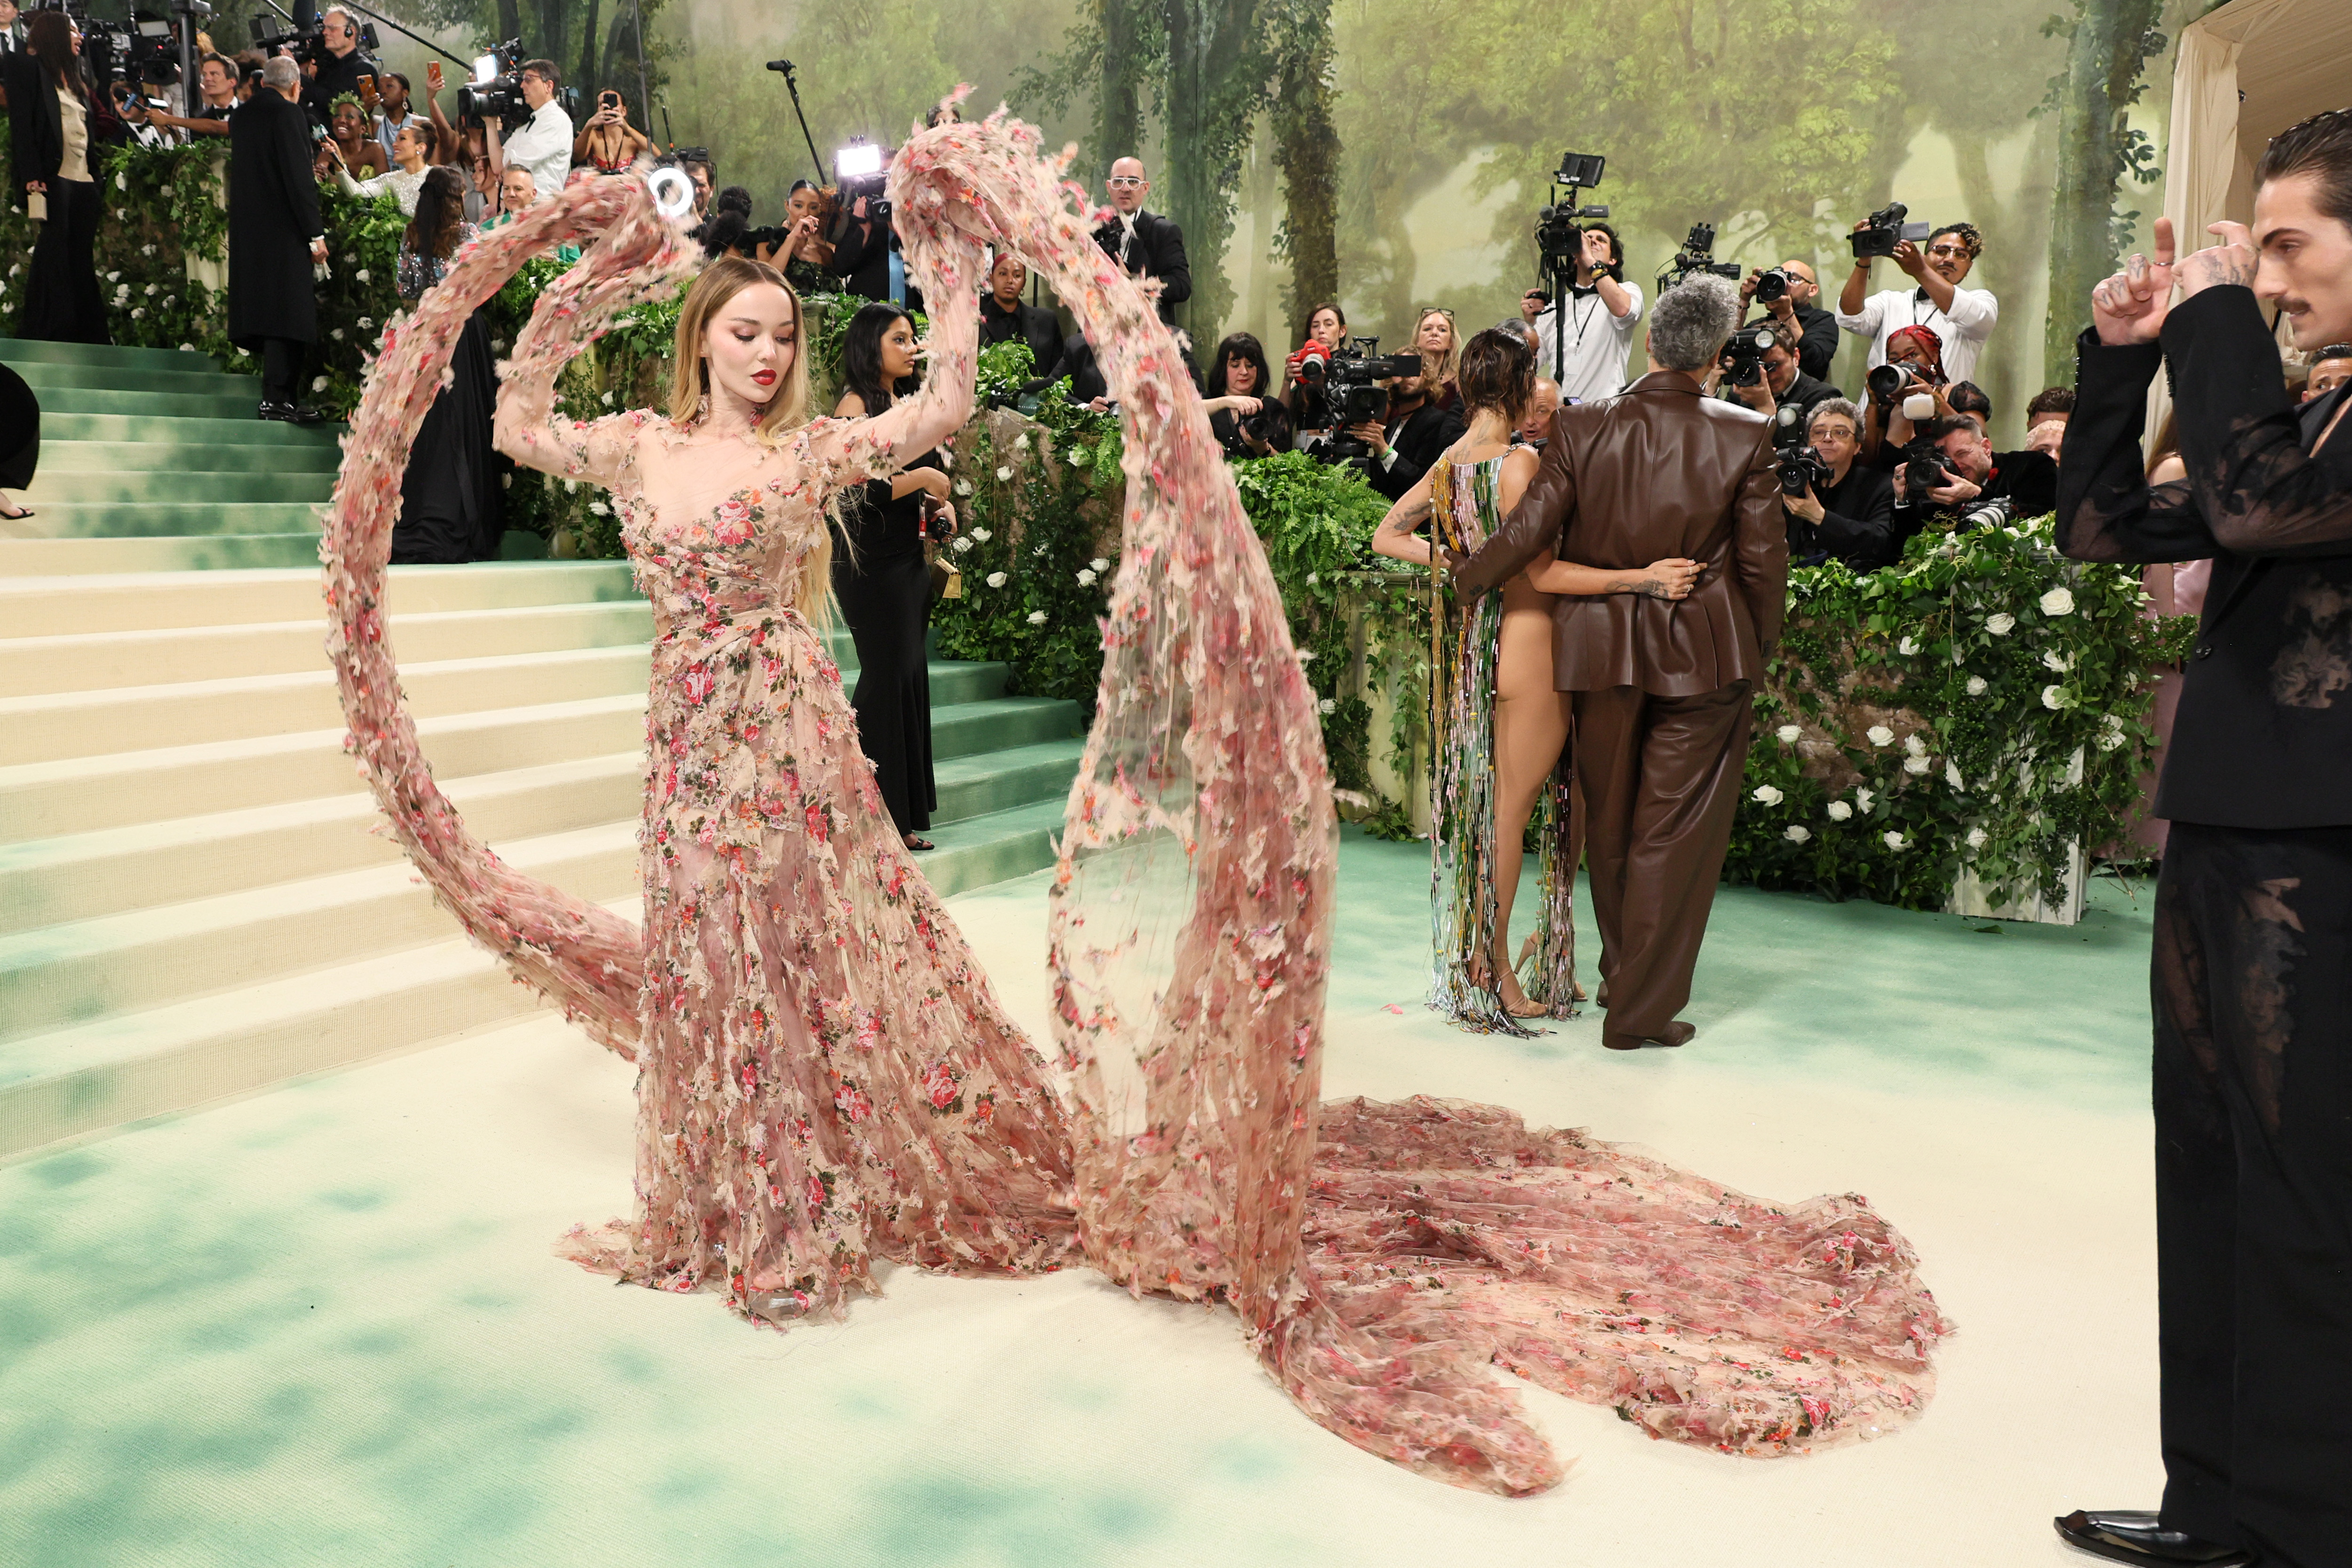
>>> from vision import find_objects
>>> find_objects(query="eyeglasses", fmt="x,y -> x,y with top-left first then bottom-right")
1106,176 -> 1144,188
1925,244 -> 1970,259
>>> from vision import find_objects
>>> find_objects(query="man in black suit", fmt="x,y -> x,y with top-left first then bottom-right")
1093,157 -> 1190,331
1350,358 -> 1465,503
2052,108 -> 2352,1568
979,252 -> 1063,387
229,56 -> 327,421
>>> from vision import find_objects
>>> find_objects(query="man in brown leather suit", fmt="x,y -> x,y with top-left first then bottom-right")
1454,275 -> 1786,1049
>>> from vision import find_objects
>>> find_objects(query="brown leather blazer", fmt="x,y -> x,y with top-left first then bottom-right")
1456,369 -> 1788,696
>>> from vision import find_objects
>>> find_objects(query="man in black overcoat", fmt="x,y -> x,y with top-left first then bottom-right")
2052,108 -> 2352,1568
230,56 -> 327,421
1092,157 -> 1190,332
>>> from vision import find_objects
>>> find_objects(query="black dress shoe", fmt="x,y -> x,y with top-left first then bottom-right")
257,399 -> 294,421
1602,1020 -> 1694,1051
289,402 -> 326,424
2055,1510 -> 2251,1566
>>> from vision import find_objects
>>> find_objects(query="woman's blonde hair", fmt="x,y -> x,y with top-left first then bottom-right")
667,256 -> 834,627
1415,307 -> 1462,387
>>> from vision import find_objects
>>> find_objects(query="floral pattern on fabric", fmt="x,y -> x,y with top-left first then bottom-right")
320,115 -> 1949,1499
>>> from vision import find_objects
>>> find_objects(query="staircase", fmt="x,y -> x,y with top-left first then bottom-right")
3,338 -> 345,574
0,341 -> 1086,1161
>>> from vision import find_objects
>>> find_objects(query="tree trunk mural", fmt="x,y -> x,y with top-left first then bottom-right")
2042,0 -> 2166,383
1269,1 -> 1338,345
1160,0 -> 1265,345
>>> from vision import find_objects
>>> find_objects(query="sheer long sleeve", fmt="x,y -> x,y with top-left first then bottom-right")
489,178 -> 697,490
2053,330 -> 2221,565
800,235 -> 983,491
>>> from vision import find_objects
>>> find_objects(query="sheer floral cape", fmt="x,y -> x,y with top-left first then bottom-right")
321,108 -> 1951,1497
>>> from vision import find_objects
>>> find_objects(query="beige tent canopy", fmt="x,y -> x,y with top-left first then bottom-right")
2145,0 -> 2352,444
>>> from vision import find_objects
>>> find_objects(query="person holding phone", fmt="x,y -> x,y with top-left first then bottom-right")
572,88 -> 647,173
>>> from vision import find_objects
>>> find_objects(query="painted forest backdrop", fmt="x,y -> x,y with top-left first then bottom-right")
187,0 -> 2191,445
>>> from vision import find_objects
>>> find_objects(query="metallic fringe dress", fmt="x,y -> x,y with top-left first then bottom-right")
1427,455 -> 1578,1034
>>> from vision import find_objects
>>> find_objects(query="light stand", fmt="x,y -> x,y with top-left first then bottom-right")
763,60 -> 826,188
170,0 -> 210,118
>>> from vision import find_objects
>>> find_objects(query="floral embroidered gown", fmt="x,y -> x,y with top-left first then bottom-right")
320,120 -> 1950,1500
491,228 -> 1080,1319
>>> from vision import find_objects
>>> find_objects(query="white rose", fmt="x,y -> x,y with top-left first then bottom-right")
1854,786 -> 1876,812
1075,567 -> 1097,585
562,479 -> 578,493
1318,697 -> 1337,715
2040,587 -> 2075,616
1751,784 -> 1784,806
1776,724 -> 1801,744
179,343 -> 194,353
1904,732 -> 1927,757
162,297 -> 175,310
106,271 -> 120,283
130,308 -> 145,319
1965,675 -> 1989,696
1946,760 -> 1965,789
355,316 -> 370,329
1784,825 -> 1811,844
1026,610 -> 1049,626
985,572 -> 1008,589
995,466 -> 1014,481
969,528 -> 991,543
601,391 -> 615,406
117,172 -> 128,191
951,536 -> 975,554
2043,650 -> 2073,673
589,501 -> 610,517
1296,650 -> 1316,664
1015,432 -> 1031,450
1827,801 -> 1853,822
1897,635 -> 1920,656
145,283 -> 159,296
1903,755 -> 1931,775
1090,558 -> 1110,573
1866,725 -> 1894,747
311,376 -> 328,392
1985,613 -> 2016,636
2098,715 -> 2128,751
1966,826 -> 1989,850
140,243 -> 153,256
954,479 -> 973,496
355,269 -> 371,284
2041,684 -> 2067,710
1883,830 -> 1908,851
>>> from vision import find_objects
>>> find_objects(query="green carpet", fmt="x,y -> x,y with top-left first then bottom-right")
0,829 -> 2164,1567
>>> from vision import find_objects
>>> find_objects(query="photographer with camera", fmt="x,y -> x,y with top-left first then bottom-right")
1855,324 -> 1958,469
1716,323 -> 1839,438
1280,301 -> 1348,434
1890,413 -> 2057,541
6,10 -> 108,343
483,60 -> 571,213
1204,333 -> 1290,459
979,252 -> 1064,386
1346,348 -> 1467,502
1838,212 -> 1997,387
1739,260 -> 1838,381
1781,398 -> 1897,571
297,7 -> 375,129
572,86 -> 647,173
1520,222 -> 1641,402
230,56 -> 327,420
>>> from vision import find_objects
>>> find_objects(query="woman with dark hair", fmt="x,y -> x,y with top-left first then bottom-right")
1203,332 -> 1289,458
758,179 -> 836,294
1373,328 -> 1700,1027
697,183 -> 754,259
5,11 -> 109,343
1859,322 -> 1957,467
832,301 -> 957,850
390,165 -> 502,563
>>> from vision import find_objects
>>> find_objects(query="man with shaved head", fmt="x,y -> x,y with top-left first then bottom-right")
1740,258 -> 1839,381
1092,156 -> 1191,331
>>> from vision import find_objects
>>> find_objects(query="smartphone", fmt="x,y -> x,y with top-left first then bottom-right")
600,91 -> 620,110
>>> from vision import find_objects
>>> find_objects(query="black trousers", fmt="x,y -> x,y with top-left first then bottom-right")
831,549 -> 935,836
20,177 -> 108,345
2153,822 -> 2352,1568
258,338 -> 308,406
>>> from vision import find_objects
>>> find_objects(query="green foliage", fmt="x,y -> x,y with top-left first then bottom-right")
1727,515 -> 2193,911
309,188 -> 408,416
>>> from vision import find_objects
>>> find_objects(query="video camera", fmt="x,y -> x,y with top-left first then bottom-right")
1659,223 -> 1742,297
1534,151 -> 1609,280
834,139 -> 890,224
456,40 -> 527,123
46,0 -> 198,89
1301,337 -> 1424,463
1851,201 -> 1931,260
247,5 -> 377,64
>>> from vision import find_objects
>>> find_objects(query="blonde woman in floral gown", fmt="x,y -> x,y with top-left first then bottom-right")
320,117 -> 1950,1498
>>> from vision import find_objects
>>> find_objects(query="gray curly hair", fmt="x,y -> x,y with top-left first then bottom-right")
1647,275 -> 1741,373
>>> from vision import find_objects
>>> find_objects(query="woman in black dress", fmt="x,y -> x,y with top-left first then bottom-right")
390,166 -> 503,563
1202,332 -> 1290,459
832,301 -> 956,850
6,11 -> 111,344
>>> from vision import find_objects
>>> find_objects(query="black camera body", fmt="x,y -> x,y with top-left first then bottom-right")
1753,267 -> 1790,304
1718,323 -> 1778,388
1903,438 -> 1951,504
1851,201 -> 1931,260
457,40 -> 528,124
1535,200 -> 1610,276
1659,222 -> 1742,296
247,10 -> 378,66
1319,338 -> 1423,461
834,138 -> 891,224
1778,444 -> 1832,498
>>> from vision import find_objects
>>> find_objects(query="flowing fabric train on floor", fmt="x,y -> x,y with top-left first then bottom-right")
318,111 -> 1950,1497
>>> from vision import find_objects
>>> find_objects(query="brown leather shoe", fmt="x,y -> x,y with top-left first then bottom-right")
1596,980 -> 1609,1007
1602,1020 -> 1694,1051
2054,1510 -> 2250,1566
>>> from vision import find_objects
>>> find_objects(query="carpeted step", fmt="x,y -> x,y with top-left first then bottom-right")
37,439 -> 346,474
0,338 -> 223,372
0,534 -> 329,574
23,470 -> 337,506
25,385 -> 273,420
920,798 -> 1071,899
36,412 -> 345,446
2,500 -> 326,539
930,694 -> 1084,761
0,561 -> 640,638
5,358 -> 260,396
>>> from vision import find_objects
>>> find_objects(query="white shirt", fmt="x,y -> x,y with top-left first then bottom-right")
501,102 -> 574,206
1531,281 -> 1645,403
1836,284 -> 1998,386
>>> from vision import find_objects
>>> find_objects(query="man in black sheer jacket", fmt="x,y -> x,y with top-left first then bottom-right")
2052,109 -> 2352,1568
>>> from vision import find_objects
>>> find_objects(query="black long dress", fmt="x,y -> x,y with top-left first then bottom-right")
0,363 -> 38,492
831,437 -> 938,837
390,228 -> 504,564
